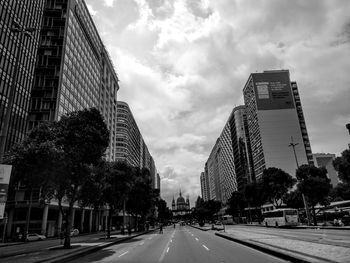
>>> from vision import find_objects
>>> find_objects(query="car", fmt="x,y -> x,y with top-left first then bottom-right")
26,233 -> 46,241
70,229 -> 79,236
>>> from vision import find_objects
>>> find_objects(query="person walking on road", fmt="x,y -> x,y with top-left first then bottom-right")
159,223 -> 163,234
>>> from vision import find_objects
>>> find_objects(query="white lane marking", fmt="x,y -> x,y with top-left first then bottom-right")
140,242 -> 144,245
191,234 -> 194,236
202,245 -> 209,251
170,239 -> 173,243
195,238 -> 199,241
118,251 -> 129,257
149,237 -> 153,240
166,247 -> 170,253
159,230 -> 176,262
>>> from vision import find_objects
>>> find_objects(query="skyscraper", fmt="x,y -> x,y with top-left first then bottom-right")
0,0 -> 45,160
28,0 -> 119,161
313,153 -> 339,186
243,70 -> 311,179
203,105 -> 254,204
200,172 -> 210,201
115,101 -> 157,186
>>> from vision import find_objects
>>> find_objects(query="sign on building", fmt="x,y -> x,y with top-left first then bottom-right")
0,164 -> 12,219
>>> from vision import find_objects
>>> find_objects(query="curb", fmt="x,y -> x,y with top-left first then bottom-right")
35,229 -> 157,263
244,224 -> 350,230
215,233 -> 314,263
190,225 -> 211,231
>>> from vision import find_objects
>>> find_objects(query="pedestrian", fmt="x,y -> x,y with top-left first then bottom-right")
159,223 -> 163,234
174,223 -> 176,229
59,231 -> 64,245
128,224 -> 131,236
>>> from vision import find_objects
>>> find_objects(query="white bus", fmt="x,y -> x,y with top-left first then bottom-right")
221,215 -> 234,225
262,208 -> 299,227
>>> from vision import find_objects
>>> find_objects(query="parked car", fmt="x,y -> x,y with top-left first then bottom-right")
70,229 -> 79,236
26,233 -> 46,241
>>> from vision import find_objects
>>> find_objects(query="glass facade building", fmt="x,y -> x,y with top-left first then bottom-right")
0,0 -> 44,158
28,0 -> 118,161
202,106 -> 254,204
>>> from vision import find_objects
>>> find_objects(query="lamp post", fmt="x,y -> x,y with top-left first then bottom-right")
0,20 -> 37,162
288,136 -> 311,226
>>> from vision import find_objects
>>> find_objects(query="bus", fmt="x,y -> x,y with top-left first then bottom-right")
221,215 -> 234,225
262,208 -> 299,227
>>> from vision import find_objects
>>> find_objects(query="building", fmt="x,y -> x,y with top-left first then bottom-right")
171,191 -> 191,216
291,82 -> 313,165
200,172 -> 210,201
0,0 -> 45,160
227,106 -> 254,190
27,0 -> 119,161
115,101 -> 157,186
313,153 -> 339,186
243,70 -> 311,179
202,106 -> 254,204
4,0 -> 120,239
207,139 -> 222,201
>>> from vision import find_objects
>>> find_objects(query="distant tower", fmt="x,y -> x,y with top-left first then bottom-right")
186,195 -> 190,209
172,196 -> 175,210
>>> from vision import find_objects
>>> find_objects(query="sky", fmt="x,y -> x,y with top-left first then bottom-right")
85,0 -> 350,207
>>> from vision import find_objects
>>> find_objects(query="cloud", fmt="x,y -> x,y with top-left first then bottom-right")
86,0 -> 350,207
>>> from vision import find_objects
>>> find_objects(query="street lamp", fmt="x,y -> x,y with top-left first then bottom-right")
288,136 -> 311,226
0,20 -> 37,162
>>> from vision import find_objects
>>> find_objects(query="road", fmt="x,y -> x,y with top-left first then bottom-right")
69,225 -> 286,263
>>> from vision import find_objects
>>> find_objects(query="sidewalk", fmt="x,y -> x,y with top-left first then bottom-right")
1,229 -> 157,263
245,222 -> 350,230
216,228 -> 350,263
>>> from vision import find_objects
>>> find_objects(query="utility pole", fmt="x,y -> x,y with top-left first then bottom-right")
0,20 -> 36,162
288,136 -> 311,226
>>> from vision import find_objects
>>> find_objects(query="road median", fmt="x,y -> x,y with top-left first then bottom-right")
215,231 -> 349,263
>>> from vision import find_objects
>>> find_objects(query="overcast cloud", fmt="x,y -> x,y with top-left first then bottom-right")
86,0 -> 350,207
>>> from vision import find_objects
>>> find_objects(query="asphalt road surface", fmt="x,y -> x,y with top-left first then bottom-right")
69,225 -> 286,263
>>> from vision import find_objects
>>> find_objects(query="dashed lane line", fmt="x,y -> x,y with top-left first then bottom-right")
202,245 -> 210,251
118,251 -> 129,257
195,238 -> 199,241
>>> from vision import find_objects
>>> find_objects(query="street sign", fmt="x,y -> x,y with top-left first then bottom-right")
0,164 -> 12,219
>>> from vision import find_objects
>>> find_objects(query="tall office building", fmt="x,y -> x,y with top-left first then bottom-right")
313,153 -> 339,186
203,106 -> 254,204
3,0 -> 120,239
228,106 -> 255,190
116,101 -> 157,186
200,171 -> 210,201
0,0 -> 45,159
243,70 -> 311,179
207,139 -> 222,201
28,0 -> 119,161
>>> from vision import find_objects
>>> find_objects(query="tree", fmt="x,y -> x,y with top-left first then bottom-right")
157,199 -> 172,223
5,122 -> 63,238
244,181 -> 268,208
296,164 -> 332,226
55,108 -> 109,248
126,168 -> 154,230
261,167 -> 296,208
329,183 -> 350,201
283,189 -> 304,209
226,192 -> 246,220
333,149 -> 350,184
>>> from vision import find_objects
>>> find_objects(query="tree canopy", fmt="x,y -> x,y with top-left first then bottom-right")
261,167 -> 296,208
333,149 -> 350,184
